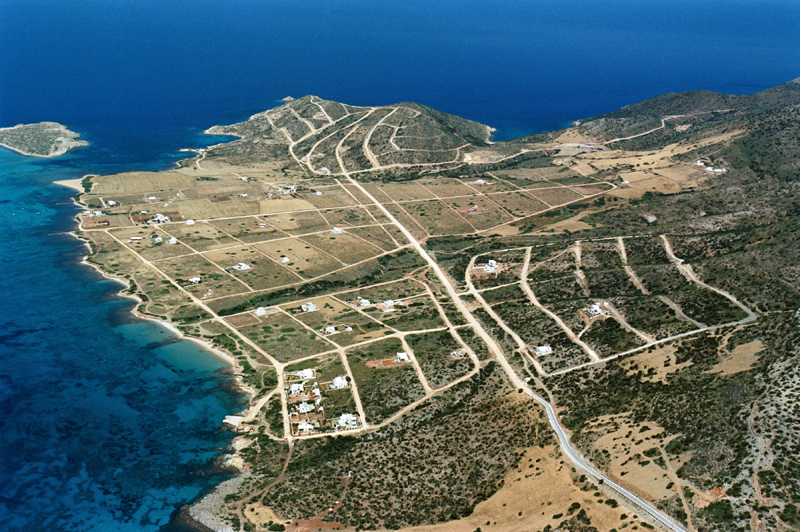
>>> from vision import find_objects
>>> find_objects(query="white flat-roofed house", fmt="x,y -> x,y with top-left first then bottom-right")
152,236 -> 162,243
294,368 -> 314,380
186,219 -> 195,225
534,345 -> 552,357
358,298 -> 371,308
297,401 -> 313,413
289,383 -> 304,395
395,352 -> 410,364
331,227 -> 344,234
188,276 -> 201,284
587,302 -> 605,316
255,307 -> 268,316
298,422 -> 315,433
330,376 -> 349,390
280,256 -> 290,263
336,413 -> 359,429
301,302 -> 318,313
128,236 -> 143,242
233,262 -> 252,271
167,237 -> 177,244
325,326 -> 337,335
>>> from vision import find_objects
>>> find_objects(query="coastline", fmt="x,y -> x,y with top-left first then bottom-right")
0,122 -> 89,158
63,170 -> 258,531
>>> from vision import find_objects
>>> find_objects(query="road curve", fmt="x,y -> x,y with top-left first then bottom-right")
524,389 -> 686,532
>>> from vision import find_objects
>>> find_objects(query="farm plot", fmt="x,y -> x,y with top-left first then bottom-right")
238,312 -> 334,363
371,297 -> 447,332
406,331 -> 473,388
459,177 -> 519,193
489,191 -> 549,217
252,238 -> 342,279
156,254 -> 250,299
303,190 -> 360,209
209,216 -> 286,244
202,246 -> 299,290
492,169 -> 549,188
288,296 -> 381,334
580,318 -> 648,357
346,225 -> 399,252
314,307 -> 392,348
339,279 -> 427,306
402,201 -> 475,235
346,338 -> 427,424
108,227 -> 195,260
159,222 -> 239,252
374,182 -> 435,202
318,207 -> 378,228
609,296 -> 697,339
172,198 -> 260,220
90,171 -> 195,195
264,210 -> 331,236
573,182 -> 614,195
383,204 -> 428,239
416,178 -> 476,199
300,232 -> 384,264
528,187 -> 584,207
534,331 -> 594,373
444,196 -> 515,230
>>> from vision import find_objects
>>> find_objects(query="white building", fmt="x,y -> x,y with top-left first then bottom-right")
151,213 -> 169,224
255,307 -> 268,316
233,263 -> 252,271
294,369 -> 314,380
331,227 -> 344,234
382,300 -> 395,309
188,277 -> 201,284
280,256 -> 290,263
153,236 -> 162,243
107,200 -> 117,206
301,302 -> 318,313
128,236 -> 143,242
297,402 -> 313,413
358,298 -> 371,308
289,383 -> 304,395
330,376 -> 349,390
395,352 -> 410,364
587,302 -> 604,316
534,345 -> 553,357
337,413 -> 359,429
185,219 -> 195,225
325,326 -> 337,335
167,237 -> 177,244
298,422 -> 315,433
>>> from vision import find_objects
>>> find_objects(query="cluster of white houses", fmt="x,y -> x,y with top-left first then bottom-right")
285,368 -> 360,435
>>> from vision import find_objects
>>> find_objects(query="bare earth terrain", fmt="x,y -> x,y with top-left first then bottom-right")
74,81 -> 800,532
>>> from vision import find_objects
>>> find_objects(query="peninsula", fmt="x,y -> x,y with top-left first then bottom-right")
73,78 -> 800,532
0,122 -> 88,157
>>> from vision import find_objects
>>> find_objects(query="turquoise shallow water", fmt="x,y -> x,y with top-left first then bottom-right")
0,149 -> 248,531
0,0 -> 798,530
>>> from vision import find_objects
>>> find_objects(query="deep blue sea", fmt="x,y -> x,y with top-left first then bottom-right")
0,1 -> 798,530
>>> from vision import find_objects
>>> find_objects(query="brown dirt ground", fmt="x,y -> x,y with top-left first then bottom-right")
709,340 -> 762,376
398,444 -> 637,532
